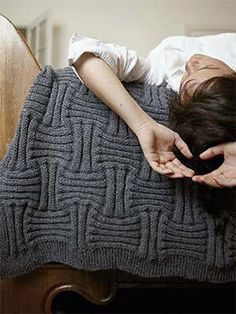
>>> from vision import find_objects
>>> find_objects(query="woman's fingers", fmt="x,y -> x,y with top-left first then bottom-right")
174,132 -> 193,159
153,161 -> 193,178
163,161 -> 185,178
193,170 -> 236,188
192,167 -> 227,188
200,144 -> 224,160
152,165 -> 174,175
165,159 -> 194,177
174,160 -> 195,177
192,174 -> 224,188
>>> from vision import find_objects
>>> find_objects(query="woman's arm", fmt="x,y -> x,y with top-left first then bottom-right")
73,52 -> 154,134
74,52 -> 195,178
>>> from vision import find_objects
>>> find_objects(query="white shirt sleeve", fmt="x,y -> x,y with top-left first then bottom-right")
67,32 -> 151,84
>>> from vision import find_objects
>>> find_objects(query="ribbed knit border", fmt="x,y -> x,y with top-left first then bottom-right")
1,241 -> 235,283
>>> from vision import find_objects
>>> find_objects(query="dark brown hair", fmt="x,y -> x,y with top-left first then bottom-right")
169,73 -> 236,224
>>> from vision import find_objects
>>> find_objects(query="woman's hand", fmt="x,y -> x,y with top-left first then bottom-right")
136,120 -> 195,178
192,142 -> 236,188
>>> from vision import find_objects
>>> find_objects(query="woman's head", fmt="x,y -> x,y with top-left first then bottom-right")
172,74 -> 236,159
170,72 -> 236,218
179,54 -> 235,103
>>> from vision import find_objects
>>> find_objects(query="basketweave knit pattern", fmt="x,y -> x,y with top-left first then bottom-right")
0,65 -> 235,282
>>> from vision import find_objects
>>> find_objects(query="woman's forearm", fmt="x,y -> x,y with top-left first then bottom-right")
73,52 -> 154,134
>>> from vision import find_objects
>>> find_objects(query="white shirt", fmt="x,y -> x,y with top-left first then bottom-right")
67,32 -> 236,93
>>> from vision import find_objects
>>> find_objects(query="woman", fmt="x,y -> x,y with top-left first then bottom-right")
67,32 -> 236,188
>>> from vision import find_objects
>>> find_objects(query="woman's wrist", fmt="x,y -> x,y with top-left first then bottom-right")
127,108 -> 156,135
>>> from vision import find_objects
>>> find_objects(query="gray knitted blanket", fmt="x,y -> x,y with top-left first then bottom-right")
0,65 -> 235,282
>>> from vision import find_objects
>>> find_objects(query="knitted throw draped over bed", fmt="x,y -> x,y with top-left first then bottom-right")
0,66 -> 235,282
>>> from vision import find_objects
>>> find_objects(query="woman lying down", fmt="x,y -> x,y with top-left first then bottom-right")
67,32 -> 236,217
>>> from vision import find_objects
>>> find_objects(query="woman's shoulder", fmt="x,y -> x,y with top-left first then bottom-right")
147,35 -> 189,58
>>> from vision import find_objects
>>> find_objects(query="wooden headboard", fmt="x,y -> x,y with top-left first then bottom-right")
0,13 -> 41,160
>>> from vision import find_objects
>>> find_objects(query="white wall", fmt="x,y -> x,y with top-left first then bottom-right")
0,0 -> 235,68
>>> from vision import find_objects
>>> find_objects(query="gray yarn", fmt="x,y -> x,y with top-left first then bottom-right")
0,65 -> 235,282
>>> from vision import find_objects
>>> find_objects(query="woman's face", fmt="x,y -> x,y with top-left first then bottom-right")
179,54 -> 234,99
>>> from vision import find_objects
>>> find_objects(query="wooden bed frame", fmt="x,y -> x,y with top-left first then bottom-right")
0,13 -> 234,314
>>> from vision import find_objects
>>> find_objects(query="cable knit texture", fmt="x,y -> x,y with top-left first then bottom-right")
0,65 -> 235,281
